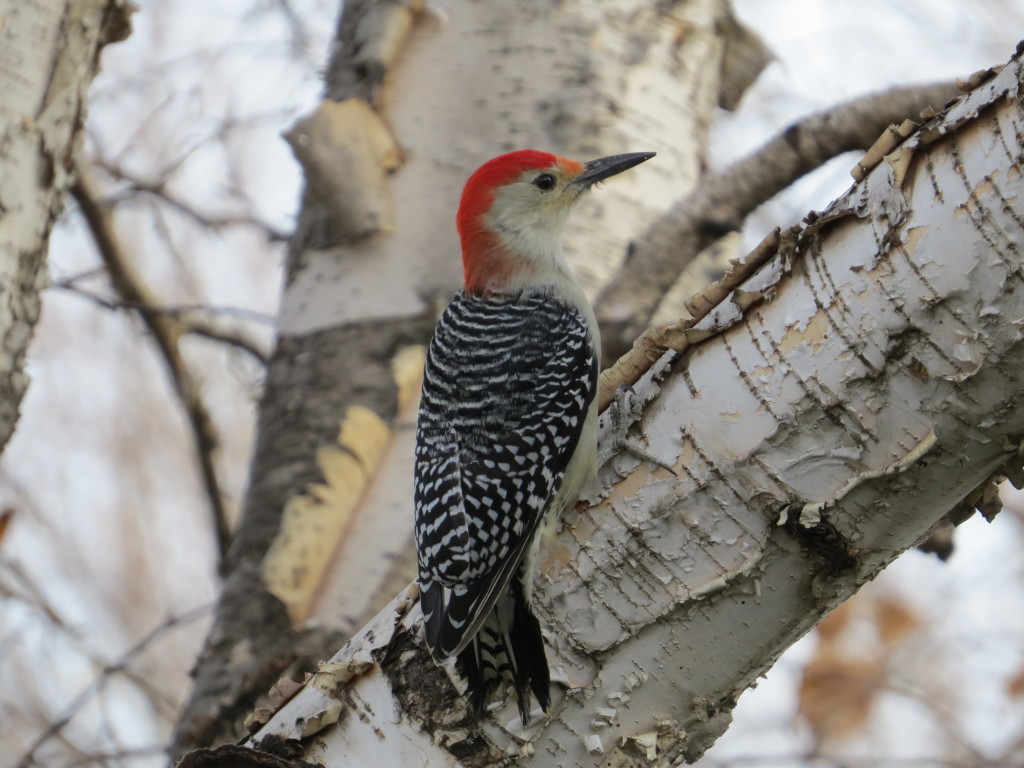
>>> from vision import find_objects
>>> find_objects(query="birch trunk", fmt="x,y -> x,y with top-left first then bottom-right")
0,0 -> 132,453
174,0 -> 737,750
241,48 -> 1024,768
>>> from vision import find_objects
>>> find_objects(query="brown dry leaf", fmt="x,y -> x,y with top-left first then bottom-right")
800,600 -> 888,744
874,595 -> 920,647
816,600 -> 854,642
0,509 -> 11,545
799,653 -> 885,743
1008,665 -> 1024,699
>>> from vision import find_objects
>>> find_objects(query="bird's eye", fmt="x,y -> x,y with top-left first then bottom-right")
532,173 -> 556,191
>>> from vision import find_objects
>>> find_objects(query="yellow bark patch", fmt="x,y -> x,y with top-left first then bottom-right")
778,311 -> 832,356
903,225 -> 928,254
263,406 -> 390,624
392,345 -> 426,409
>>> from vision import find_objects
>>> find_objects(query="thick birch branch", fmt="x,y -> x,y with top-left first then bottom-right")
235,49 -> 1024,768
596,81 -> 961,364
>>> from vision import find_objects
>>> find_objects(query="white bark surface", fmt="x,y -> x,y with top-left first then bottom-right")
248,51 -> 1024,767
0,0 -> 130,452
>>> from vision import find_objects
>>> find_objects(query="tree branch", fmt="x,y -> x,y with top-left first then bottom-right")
71,174 -> 232,565
96,161 -> 289,241
52,281 -> 271,365
597,224 -> 793,410
596,81 -> 960,363
0,0 -> 133,454
51,281 -> 276,324
182,319 -> 270,364
1,557 -> 181,721
14,605 -> 209,768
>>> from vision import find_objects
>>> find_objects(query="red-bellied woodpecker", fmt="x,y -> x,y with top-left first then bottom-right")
414,149 -> 655,722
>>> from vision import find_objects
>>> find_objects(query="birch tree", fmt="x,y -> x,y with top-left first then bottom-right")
187,42 -> 1024,768
0,0 -> 133,453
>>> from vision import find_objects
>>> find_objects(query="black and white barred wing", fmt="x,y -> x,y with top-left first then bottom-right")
414,291 -> 597,660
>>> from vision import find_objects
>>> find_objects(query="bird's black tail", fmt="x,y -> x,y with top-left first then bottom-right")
456,575 -> 550,724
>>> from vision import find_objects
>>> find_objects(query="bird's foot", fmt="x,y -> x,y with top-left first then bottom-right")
597,385 -> 676,475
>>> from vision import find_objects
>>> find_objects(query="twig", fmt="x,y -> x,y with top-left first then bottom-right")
183,318 -> 270,364
14,605 -> 210,768
97,162 -> 289,241
71,174 -> 233,565
266,0 -> 313,57
1,558 -> 182,719
53,266 -> 106,287
52,283 -> 271,364
52,282 -> 275,324
595,81 -> 961,362
597,225 -> 795,411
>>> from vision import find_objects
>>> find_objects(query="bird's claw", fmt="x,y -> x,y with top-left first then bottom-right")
597,385 -> 676,475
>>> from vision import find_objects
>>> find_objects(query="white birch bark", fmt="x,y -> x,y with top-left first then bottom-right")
245,49 -> 1024,768
0,0 -> 132,453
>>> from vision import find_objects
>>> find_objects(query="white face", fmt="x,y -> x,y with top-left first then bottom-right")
485,165 -> 585,249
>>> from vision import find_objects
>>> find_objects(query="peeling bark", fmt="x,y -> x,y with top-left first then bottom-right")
242,46 -> 1024,768
596,81 -> 962,364
0,0 -> 132,453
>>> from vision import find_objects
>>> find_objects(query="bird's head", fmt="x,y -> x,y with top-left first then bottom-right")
456,149 -> 655,296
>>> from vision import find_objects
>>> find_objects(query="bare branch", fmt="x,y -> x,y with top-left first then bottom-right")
0,489 -> 168,722
53,266 -> 107,287
96,160 -> 289,241
596,81 -> 961,362
51,280 -> 276,324
597,224 -> 793,410
70,174 -> 233,564
254,0 -> 314,59
51,281 -> 271,364
14,605 -> 210,768
182,319 -> 271,364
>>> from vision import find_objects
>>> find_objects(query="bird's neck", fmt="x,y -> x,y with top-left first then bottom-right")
463,237 -> 571,298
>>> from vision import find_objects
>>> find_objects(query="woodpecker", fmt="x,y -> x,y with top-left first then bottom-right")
414,149 -> 655,722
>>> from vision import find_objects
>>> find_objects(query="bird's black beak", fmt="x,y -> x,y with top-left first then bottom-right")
573,151 -> 656,187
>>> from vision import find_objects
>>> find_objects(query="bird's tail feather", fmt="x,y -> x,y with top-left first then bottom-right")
456,578 -> 550,723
